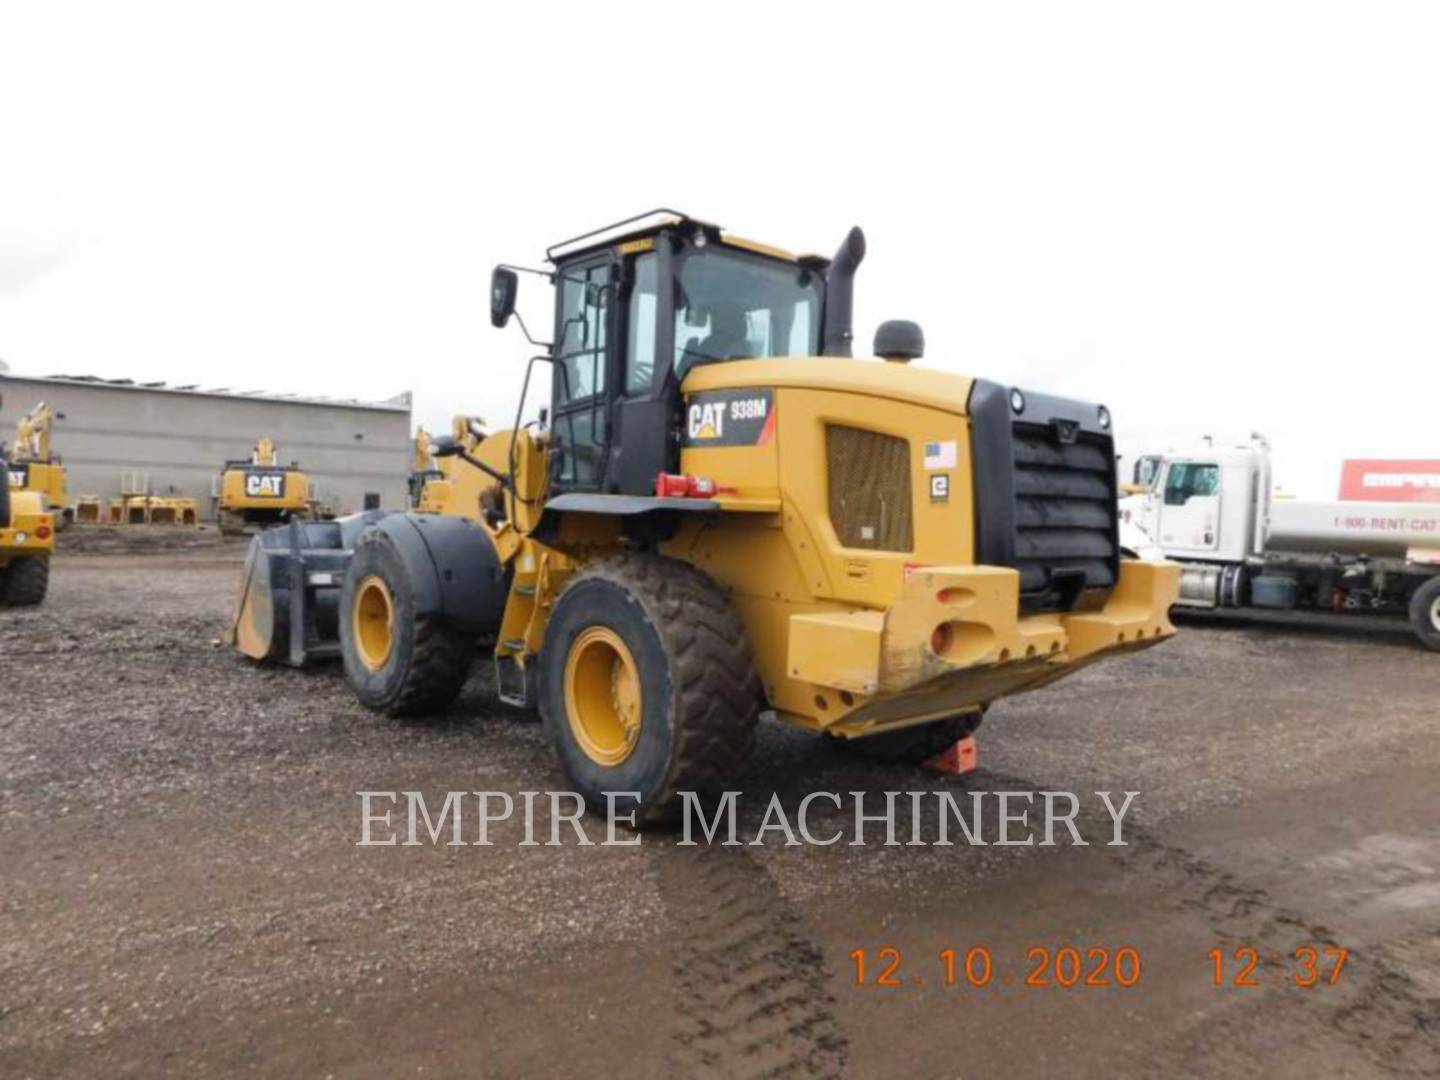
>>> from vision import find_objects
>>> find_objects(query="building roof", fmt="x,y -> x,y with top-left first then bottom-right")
0,371 -> 411,413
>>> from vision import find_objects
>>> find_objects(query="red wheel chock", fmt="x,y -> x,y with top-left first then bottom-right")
925,734 -> 978,775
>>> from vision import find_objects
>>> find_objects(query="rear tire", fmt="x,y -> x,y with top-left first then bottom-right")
1410,577 -> 1440,652
340,530 -> 475,715
539,554 -> 760,826
2,556 -> 50,607
834,711 -> 983,765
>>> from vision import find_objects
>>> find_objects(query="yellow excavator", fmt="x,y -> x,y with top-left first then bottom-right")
215,438 -> 311,535
232,211 -> 1179,822
5,402 -> 69,529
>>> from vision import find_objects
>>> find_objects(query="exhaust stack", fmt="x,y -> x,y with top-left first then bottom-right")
821,226 -> 866,357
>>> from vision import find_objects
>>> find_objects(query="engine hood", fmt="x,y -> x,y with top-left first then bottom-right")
681,357 -> 977,417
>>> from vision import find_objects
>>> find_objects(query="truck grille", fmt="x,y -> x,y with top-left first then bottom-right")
1011,422 -> 1118,602
968,382 -> 1121,613
826,425 -> 914,552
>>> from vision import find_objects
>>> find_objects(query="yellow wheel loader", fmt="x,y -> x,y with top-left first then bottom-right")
231,211 -> 1180,822
0,455 -> 54,607
5,402 -> 70,530
215,438 -> 312,534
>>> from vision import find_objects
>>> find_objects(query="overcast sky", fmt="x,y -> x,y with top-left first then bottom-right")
2,1 -> 1436,498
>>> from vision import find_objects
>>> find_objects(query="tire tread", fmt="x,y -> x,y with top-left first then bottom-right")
385,615 -> 474,716
2,556 -> 49,607
548,554 -> 762,822
1409,577 -> 1440,652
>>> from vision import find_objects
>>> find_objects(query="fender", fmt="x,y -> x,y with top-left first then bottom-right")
531,493 -> 721,544
371,512 -> 510,632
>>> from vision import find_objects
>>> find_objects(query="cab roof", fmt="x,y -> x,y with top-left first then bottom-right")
545,208 -> 818,266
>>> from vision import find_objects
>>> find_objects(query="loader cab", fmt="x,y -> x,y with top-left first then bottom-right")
495,211 -> 835,498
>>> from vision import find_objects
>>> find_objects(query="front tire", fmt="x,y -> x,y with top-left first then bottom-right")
339,530 -> 475,715
1,556 -> 50,607
539,555 -> 760,825
1410,577 -> 1440,652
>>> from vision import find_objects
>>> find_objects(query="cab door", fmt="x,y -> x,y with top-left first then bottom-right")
549,258 -> 614,492
1158,460 -> 1222,555
607,249 -> 676,494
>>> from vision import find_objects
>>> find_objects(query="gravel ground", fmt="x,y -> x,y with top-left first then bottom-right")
1,541 -> 1437,1078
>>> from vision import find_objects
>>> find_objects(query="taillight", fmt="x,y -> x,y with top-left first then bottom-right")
36,524 -> 52,540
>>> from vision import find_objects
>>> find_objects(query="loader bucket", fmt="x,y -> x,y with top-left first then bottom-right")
229,510 -> 393,666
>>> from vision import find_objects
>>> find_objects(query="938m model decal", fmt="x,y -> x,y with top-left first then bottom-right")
682,388 -> 776,448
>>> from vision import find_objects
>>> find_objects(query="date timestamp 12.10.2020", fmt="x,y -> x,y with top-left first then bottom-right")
850,945 -> 1142,989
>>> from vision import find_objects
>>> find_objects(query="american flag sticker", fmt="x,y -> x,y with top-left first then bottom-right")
923,440 -> 957,469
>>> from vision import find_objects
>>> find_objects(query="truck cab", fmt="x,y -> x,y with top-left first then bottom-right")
1123,444 -> 1268,564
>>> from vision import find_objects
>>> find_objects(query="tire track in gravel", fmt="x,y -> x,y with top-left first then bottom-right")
1114,824 -> 1440,1077
652,840 -> 849,1079
976,765 -> 1440,1077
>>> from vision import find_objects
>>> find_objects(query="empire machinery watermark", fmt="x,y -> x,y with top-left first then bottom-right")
356,789 -> 1140,848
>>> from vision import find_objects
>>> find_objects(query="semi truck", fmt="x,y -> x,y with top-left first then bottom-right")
1121,436 -> 1440,651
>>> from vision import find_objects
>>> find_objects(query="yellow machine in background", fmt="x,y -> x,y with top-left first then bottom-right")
411,415 -> 487,515
5,402 -> 70,529
74,495 -> 103,524
115,494 -> 200,525
407,426 -> 442,509
146,496 -> 199,526
1,455 -> 53,607
232,212 -> 1180,823
216,438 -> 311,535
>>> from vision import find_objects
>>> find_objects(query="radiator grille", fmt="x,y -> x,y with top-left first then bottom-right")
826,425 -> 914,552
1011,421 -> 1118,605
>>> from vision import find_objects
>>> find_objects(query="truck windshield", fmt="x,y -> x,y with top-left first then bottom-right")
674,247 -> 822,374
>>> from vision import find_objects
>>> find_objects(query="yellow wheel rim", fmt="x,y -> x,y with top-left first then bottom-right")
564,626 -> 642,766
353,575 -> 395,672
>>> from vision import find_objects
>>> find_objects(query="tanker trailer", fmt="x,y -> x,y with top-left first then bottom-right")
1120,436 -> 1440,650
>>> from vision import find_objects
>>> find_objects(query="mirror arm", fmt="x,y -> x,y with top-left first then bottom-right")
498,263 -> 553,282
511,309 -> 551,351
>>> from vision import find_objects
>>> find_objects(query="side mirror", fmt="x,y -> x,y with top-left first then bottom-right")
490,267 -> 518,328
430,435 -> 461,458
875,320 -> 924,363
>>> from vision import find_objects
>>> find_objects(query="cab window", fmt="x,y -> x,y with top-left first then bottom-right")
673,246 -> 821,374
625,253 -> 659,395
1164,463 -> 1220,505
555,263 -> 610,402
